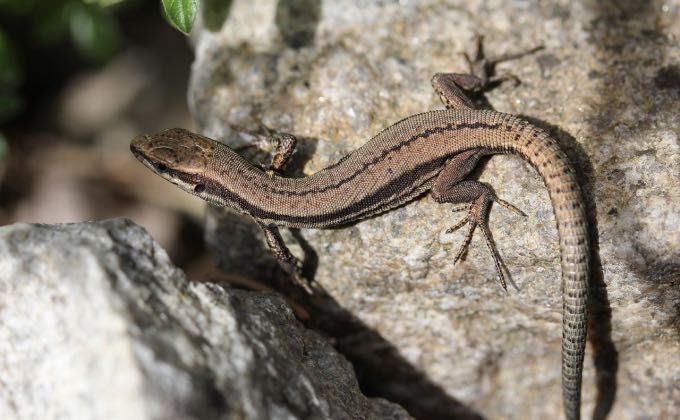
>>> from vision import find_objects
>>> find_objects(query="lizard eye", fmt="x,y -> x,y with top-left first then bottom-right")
156,163 -> 168,173
194,183 -> 206,193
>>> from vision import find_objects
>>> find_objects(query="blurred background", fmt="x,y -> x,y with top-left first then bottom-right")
0,0 -> 208,272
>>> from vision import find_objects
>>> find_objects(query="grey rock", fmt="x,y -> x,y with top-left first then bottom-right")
191,1 -> 680,419
0,219 -> 411,420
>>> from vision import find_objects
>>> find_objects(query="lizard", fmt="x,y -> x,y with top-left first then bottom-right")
130,39 -> 589,420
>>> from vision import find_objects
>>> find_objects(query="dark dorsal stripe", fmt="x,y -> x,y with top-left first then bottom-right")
205,153 -> 454,227
224,121 -> 503,198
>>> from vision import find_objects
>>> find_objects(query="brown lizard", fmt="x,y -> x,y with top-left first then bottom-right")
130,40 -> 589,419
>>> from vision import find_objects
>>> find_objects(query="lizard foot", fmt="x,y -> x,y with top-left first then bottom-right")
230,122 -> 298,173
260,224 -> 316,295
459,34 -> 544,94
431,37 -> 543,110
446,190 -> 526,291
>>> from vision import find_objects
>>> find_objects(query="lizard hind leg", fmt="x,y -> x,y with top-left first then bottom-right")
432,178 -> 526,291
431,35 -> 543,108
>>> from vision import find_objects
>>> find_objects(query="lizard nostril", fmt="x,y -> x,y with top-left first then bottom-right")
156,163 -> 168,173
194,183 -> 206,194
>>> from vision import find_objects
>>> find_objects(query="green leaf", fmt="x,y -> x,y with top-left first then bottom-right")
161,0 -> 198,34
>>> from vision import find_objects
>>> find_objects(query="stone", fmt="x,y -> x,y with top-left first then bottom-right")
191,1 -> 680,419
0,219 -> 411,420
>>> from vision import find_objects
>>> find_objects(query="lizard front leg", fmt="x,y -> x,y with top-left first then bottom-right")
432,150 -> 526,290
269,133 -> 297,172
231,123 -> 298,173
253,132 -> 314,293
226,123 -> 308,291
259,222 -> 314,294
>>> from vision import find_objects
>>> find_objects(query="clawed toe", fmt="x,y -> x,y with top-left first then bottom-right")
479,223 -> 508,291
452,219 -> 476,264
446,214 -> 470,234
494,196 -> 527,217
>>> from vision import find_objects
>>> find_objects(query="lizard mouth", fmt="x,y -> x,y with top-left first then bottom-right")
130,136 -> 168,175
129,136 -> 150,164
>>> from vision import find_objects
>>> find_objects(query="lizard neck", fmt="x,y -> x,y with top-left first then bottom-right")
202,144 -> 278,212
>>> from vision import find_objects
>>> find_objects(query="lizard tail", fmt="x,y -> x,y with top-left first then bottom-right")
510,120 -> 589,420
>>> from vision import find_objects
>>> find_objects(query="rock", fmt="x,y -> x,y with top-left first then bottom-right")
191,1 -> 680,419
0,219 -> 411,420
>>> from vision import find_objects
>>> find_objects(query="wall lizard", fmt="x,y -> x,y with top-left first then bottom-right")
130,41 -> 589,420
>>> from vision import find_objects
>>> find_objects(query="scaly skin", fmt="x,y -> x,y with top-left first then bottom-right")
131,71 -> 588,419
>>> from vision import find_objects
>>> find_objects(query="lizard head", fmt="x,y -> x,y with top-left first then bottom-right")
130,128 -> 224,204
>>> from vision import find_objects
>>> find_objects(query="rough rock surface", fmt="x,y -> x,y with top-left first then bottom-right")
0,219 -> 411,420
191,1 -> 680,419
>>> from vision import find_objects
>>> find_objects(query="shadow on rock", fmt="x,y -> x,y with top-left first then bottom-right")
292,231 -> 486,420
210,216 -> 485,420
